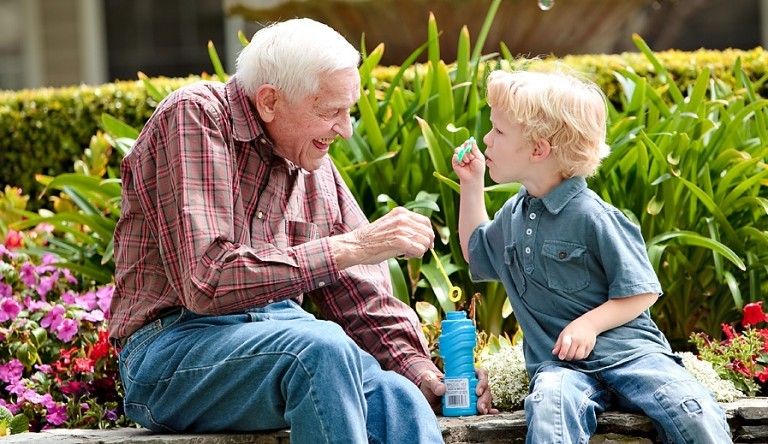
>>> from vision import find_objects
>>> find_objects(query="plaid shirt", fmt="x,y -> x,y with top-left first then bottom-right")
109,76 -> 439,384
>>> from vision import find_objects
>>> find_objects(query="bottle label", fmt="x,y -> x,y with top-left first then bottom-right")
444,378 -> 470,408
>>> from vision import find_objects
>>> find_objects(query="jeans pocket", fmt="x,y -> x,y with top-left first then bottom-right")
504,243 -> 526,296
542,240 -> 589,292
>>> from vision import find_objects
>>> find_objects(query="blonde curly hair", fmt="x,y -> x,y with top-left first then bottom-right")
486,69 -> 610,177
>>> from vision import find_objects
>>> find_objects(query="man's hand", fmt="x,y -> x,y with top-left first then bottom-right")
330,207 -> 435,270
419,368 -> 499,415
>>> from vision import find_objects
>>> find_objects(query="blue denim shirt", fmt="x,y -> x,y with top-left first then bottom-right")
468,176 -> 673,377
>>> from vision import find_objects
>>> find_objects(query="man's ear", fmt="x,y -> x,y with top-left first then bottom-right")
253,84 -> 279,123
531,138 -> 552,162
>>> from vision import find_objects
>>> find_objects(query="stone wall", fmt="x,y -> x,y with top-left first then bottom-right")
4,398 -> 767,443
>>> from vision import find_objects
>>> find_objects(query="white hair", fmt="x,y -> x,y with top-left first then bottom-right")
236,18 -> 360,102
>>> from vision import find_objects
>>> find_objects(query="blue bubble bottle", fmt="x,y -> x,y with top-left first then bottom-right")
439,311 -> 478,416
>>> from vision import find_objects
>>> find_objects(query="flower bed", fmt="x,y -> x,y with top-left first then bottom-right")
0,245 -> 128,432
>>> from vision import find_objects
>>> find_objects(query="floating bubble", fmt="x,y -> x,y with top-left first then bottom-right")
538,0 -> 554,11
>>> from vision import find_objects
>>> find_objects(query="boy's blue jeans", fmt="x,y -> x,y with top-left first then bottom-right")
524,353 -> 731,443
117,300 -> 443,444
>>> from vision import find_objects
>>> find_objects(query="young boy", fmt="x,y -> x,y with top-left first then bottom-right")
453,70 -> 731,443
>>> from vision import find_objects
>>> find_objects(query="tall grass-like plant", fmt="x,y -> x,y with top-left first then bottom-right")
331,0 -> 517,334
592,36 -> 768,346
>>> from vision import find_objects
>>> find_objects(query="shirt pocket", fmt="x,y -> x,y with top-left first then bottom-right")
285,220 -> 320,247
542,240 -> 590,292
504,242 -> 527,296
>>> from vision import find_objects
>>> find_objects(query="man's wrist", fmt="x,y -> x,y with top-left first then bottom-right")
328,232 -> 362,270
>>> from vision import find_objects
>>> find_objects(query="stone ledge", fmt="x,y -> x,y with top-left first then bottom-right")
3,398 -> 767,443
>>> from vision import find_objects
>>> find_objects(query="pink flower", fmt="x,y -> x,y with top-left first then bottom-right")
45,404 -> 67,426
0,297 -> 21,322
40,253 -> 56,265
41,304 -> 65,331
0,398 -> 18,415
55,318 -> 79,342
75,291 -> 97,311
20,262 -> 37,287
36,273 -> 58,299
742,301 -> 768,327
0,282 -> 11,298
61,268 -> 77,285
61,290 -> 77,305
0,359 -> 24,383
80,309 -> 105,323
96,286 -> 114,314
24,296 -> 50,312
6,379 -> 28,396
34,364 -> 52,374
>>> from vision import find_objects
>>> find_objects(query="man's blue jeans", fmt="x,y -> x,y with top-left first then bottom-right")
524,353 -> 731,443
117,300 -> 443,443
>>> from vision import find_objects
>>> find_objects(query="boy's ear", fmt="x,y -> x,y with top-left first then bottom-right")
252,84 -> 279,123
531,138 -> 552,162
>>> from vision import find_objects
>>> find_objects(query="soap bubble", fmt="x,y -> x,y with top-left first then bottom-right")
538,0 -> 554,11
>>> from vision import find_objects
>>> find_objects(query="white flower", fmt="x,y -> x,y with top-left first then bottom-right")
677,351 -> 744,402
479,343 -> 529,410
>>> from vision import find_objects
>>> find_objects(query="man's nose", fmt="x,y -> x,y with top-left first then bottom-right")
333,113 -> 353,139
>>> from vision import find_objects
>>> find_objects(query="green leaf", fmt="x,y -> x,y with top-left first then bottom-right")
647,230 -> 746,271
632,34 -> 684,105
207,40 -> 227,82
101,113 -> 139,140
388,258 -> 410,304
10,414 -> 29,434
237,30 -> 250,46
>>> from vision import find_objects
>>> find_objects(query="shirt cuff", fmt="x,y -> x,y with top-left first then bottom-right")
401,356 -> 442,386
295,237 -> 340,293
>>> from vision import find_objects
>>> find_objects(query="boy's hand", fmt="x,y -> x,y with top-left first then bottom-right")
552,318 -> 598,361
452,139 -> 486,184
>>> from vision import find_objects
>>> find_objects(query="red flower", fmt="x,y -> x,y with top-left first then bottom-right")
4,230 -> 22,250
757,367 -> 768,383
73,357 -> 94,374
730,359 -> 753,378
722,323 -> 736,341
742,302 -> 768,327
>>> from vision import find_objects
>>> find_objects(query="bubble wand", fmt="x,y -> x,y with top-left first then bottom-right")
430,248 -> 463,303
456,136 -> 475,163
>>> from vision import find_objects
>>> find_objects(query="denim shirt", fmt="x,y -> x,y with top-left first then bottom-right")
468,176 -> 673,377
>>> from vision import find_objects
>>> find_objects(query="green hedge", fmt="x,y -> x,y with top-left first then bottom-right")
2,47 -> 767,200
0,77 -> 200,200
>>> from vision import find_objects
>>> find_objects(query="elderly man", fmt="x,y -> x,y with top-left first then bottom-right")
110,17 -> 493,443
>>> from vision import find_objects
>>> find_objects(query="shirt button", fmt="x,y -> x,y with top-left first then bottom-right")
524,247 -> 531,254
525,228 -> 533,235
318,281 -> 326,287
559,251 -> 567,259
257,211 -> 264,219
529,213 -> 536,220
267,298 -> 274,304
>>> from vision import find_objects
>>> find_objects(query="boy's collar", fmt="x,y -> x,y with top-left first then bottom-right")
517,176 -> 587,215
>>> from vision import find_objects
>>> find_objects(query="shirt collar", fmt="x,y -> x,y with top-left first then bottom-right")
226,75 -> 275,151
540,176 -> 587,214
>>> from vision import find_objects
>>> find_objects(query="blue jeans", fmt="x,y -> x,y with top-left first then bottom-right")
524,353 -> 731,444
117,300 -> 443,444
